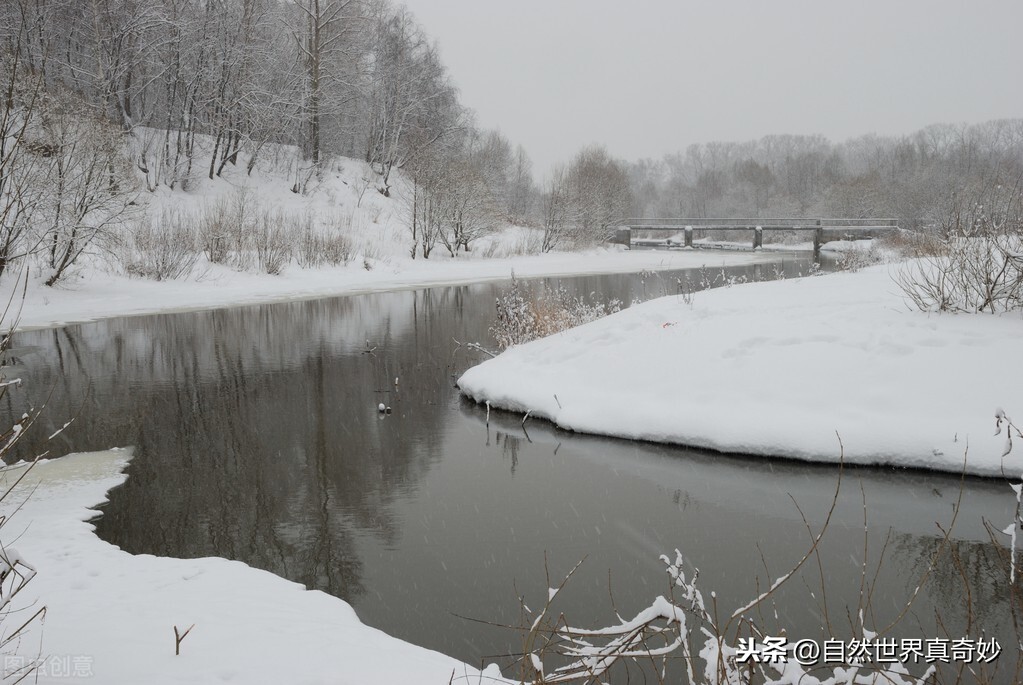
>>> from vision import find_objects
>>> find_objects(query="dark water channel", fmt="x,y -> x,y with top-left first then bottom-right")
3,254 -> 1017,681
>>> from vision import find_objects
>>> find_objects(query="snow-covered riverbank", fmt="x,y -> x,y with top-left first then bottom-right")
458,264 -> 1023,477
0,247 -> 777,332
0,451 -> 505,684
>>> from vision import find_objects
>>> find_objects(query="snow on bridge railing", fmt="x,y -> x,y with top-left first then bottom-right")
616,218 -> 899,256
621,218 -> 899,229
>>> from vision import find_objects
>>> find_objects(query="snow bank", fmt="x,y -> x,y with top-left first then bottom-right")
458,264 -> 1023,477
0,450 -> 504,684
1,248 -> 774,332
0,139 -> 784,332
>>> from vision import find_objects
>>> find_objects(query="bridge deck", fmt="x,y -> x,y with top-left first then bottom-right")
618,218 -> 899,256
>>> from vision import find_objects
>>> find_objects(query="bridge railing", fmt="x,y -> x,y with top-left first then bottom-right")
622,218 -> 898,228
617,218 -> 900,257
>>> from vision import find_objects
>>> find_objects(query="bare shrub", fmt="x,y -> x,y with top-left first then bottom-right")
120,210 -> 201,281
898,180 -> 1023,312
497,455 -> 1023,685
253,210 -> 292,275
877,229 -> 944,259
323,211 -> 355,266
197,188 -> 257,270
512,230 -> 544,257
492,275 -> 622,349
321,232 -> 354,266
295,214 -> 355,269
198,200 -> 231,264
299,230 -> 353,269
292,213 -> 322,269
896,235 -> 1023,313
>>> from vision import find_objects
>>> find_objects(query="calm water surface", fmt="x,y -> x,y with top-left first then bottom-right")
3,256 -> 1016,681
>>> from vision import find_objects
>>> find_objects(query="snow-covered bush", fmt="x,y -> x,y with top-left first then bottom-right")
492,275 -> 622,349
896,234 -> 1023,313
508,549 -> 956,685
0,295 -> 70,680
897,184 -> 1023,313
504,479 -> 1022,685
834,244 -> 886,272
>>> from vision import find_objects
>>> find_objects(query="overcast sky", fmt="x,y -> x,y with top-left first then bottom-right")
398,0 -> 1023,177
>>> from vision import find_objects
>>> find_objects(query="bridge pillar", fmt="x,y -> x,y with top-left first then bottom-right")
813,226 -> 824,262
615,227 -> 632,249
753,226 -> 763,249
684,226 -> 693,248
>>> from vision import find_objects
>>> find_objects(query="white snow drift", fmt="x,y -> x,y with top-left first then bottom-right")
458,264 -> 1023,477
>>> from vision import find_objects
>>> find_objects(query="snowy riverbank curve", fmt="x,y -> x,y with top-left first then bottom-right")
458,263 -> 1023,477
0,450 -> 505,685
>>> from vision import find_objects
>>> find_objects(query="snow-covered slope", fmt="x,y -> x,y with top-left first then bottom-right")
1,134 -> 780,332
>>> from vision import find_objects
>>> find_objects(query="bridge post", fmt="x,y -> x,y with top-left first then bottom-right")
813,223 -> 824,262
753,226 -> 763,249
615,227 -> 632,249
684,226 -> 693,248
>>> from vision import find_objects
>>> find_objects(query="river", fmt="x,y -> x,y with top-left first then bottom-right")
2,254 -> 1015,681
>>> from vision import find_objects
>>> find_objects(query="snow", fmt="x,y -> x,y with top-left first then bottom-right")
0,143 -> 780,333
0,450 -> 507,684
0,247 -> 775,332
458,263 -> 1023,477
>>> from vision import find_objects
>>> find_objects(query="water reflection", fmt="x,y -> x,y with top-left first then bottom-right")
2,257 -> 1016,681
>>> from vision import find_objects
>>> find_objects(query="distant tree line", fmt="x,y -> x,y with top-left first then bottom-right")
625,121 -> 1023,235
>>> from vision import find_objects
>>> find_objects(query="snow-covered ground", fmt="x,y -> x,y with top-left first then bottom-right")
1,145 -> 781,332
0,247 -> 778,332
458,263 -> 1023,477
0,451 -> 507,684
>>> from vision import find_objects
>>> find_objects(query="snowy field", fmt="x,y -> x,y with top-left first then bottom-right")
459,263 -> 1023,477
0,451 -> 506,685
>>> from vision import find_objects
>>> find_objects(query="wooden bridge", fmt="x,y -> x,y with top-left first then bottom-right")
617,218 -> 899,259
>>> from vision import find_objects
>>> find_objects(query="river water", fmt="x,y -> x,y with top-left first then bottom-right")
2,255 -> 1016,681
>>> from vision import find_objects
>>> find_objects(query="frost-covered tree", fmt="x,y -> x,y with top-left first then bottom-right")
34,92 -> 139,286
540,165 -> 572,253
566,145 -> 632,244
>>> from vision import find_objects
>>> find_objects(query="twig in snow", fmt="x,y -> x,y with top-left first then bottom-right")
174,624 -> 195,656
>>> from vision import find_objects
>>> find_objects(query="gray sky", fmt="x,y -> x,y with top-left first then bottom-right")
398,0 -> 1023,177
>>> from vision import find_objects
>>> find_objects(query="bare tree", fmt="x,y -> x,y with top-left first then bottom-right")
34,92 -> 139,286
0,54 -> 48,278
364,6 -> 463,194
566,145 -> 632,244
540,165 -> 572,253
508,143 -> 535,221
